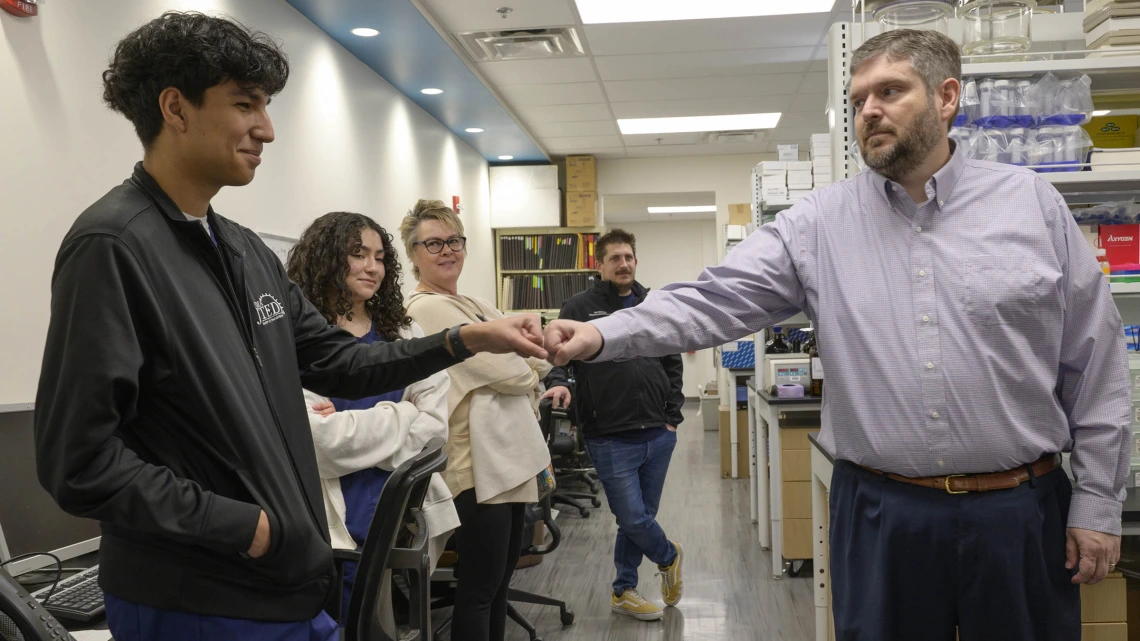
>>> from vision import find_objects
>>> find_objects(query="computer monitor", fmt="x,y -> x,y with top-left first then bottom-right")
0,410 -> 101,576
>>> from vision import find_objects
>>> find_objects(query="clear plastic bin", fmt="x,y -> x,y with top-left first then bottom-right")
873,0 -> 955,34
959,0 -> 1036,55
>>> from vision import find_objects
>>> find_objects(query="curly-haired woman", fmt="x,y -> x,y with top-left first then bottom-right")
286,211 -> 460,621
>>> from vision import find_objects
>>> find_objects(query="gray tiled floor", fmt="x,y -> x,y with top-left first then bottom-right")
504,408 -> 815,641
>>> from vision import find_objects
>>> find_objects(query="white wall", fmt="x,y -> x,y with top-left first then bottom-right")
598,154 -> 772,399
0,1 -> 495,404
616,221 -> 718,398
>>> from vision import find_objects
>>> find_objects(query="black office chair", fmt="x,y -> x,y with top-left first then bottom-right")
331,437 -> 448,641
544,397 -> 601,518
505,496 -> 575,641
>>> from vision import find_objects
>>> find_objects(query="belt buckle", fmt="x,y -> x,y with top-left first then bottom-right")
944,474 -> 968,494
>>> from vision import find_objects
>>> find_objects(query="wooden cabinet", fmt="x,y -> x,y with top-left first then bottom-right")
781,426 -> 819,560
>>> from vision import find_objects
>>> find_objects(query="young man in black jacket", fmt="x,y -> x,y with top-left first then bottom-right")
34,12 -> 546,640
543,229 -> 685,621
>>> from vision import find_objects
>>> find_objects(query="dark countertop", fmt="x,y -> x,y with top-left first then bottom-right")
807,433 -> 834,464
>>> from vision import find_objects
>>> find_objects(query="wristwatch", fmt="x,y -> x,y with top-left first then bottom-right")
448,324 -> 474,359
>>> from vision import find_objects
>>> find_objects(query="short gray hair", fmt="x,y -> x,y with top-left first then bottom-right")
850,29 -> 961,127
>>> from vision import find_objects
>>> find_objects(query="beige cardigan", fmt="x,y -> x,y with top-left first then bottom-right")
406,292 -> 551,504
303,322 -> 459,567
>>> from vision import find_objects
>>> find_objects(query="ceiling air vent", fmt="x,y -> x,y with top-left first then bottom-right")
456,27 -> 585,62
704,130 -> 763,144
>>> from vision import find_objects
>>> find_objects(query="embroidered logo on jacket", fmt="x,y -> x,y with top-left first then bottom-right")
589,310 -> 609,318
254,293 -> 286,326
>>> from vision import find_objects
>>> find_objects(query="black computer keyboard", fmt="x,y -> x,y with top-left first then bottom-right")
31,565 -> 104,623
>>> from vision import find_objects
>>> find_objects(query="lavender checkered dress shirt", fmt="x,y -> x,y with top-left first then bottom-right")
592,145 -> 1132,535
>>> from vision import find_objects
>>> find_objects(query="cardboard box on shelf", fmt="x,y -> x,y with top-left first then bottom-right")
813,157 -> 832,169
728,203 -> 752,225
810,133 -> 830,145
566,191 -> 598,227
777,144 -> 801,161
763,185 -> 789,200
787,161 -> 812,171
789,189 -> 813,199
758,161 -> 789,174
566,155 -> 597,192
762,173 -> 788,186
788,169 -> 813,184
718,409 -> 750,478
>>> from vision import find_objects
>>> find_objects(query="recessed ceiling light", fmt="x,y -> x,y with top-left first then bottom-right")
1093,110 -> 1112,116
498,155 -> 515,160
351,27 -> 380,37
575,0 -> 835,23
647,206 -> 718,214
618,113 -> 781,135
421,88 -> 444,95
466,128 -> 485,133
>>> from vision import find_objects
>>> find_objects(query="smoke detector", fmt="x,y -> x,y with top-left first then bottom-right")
456,27 -> 585,62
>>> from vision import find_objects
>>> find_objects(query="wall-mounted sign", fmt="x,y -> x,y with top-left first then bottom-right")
1,0 -> 39,17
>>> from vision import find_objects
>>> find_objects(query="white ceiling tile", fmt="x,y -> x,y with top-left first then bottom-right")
768,126 -> 826,143
609,95 -> 793,120
604,74 -> 804,103
531,120 -> 620,137
550,145 -> 627,156
624,143 -> 771,157
588,148 -> 628,159
420,0 -> 577,34
622,133 -> 704,147
541,135 -> 625,150
478,58 -> 599,86
788,93 -> 829,114
810,59 -> 830,73
498,82 -> 606,107
517,103 -> 614,123
583,14 -> 833,56
797,73 -> 829,94
593,48 -> 816,81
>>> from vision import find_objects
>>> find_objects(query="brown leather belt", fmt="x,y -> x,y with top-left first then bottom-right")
859,454 -> 1060,494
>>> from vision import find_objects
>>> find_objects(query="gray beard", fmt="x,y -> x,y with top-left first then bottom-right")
861,101 -> 942,181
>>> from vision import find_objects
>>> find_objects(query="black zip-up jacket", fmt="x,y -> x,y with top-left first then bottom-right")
547,279 -> 684,438
34,164 -> 464,622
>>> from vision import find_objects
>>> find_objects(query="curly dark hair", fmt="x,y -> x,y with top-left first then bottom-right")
102,11 -> 289,148
595,228 -> 637,264
287,212 -> 412,342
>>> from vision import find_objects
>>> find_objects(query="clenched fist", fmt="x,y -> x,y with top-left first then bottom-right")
543,319 -> 604,366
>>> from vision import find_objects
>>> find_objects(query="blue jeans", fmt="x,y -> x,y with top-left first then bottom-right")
586,430 -> 678,595
104,593 -> 338,641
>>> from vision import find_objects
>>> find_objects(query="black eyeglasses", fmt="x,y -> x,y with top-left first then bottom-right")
414,236 -> 466,254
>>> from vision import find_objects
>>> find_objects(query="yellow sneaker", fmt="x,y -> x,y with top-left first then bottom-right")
611,589 -> 664,621
658,541 -> 683,607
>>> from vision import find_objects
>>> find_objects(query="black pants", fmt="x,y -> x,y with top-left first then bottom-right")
451,489 -> 526,641
829,460 -> 1080,641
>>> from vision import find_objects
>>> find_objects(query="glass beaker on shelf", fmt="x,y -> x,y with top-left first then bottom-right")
872,0 -> 955,34
958,0 -> 1036,55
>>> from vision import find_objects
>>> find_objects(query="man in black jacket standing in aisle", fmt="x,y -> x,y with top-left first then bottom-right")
543,229 -> 685,622
34,12 -> 546,641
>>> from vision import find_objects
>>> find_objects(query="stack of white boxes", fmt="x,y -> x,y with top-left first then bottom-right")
811,133 -> 832,188
758,161 -> 789,202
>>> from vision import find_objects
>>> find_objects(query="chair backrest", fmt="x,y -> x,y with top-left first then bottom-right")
528,399 -> 564,557
343,437 -> 447,641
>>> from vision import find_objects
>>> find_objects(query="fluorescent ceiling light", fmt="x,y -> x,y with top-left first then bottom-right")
618,113 -> 781,135
1093,110 -> 1112,116
351,27 -> 379,37
498,155 -> 515,160
465,127 -> 485,133
575,0 -> 836,24
647,206 -> 717,214
421,88 -> 444,95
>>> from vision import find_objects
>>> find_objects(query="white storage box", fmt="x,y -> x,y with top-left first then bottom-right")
758,161 -> 789,174
777,144 -> 801,161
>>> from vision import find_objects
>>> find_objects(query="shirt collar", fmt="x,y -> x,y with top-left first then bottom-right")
871,139 -> 964,211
